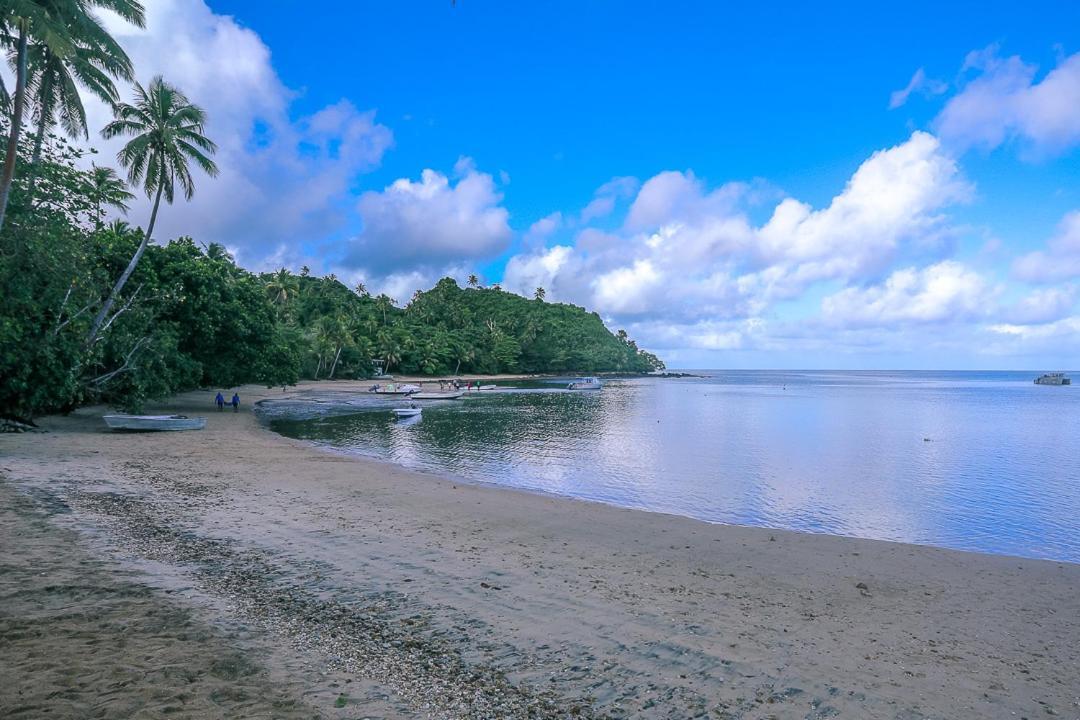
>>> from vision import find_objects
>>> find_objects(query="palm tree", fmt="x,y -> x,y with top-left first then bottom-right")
266,268 -> 298,307
354,282 -> 368,297
534,286 -> 546,301
0,0 -> 145,231
467,274 -> 479,288
86,76 -> 218,345
24,19 -> 135,196
87,164 -> 133,225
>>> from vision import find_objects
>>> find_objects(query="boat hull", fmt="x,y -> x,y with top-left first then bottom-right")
103,415 -> 206,431
410,392 -> 464,400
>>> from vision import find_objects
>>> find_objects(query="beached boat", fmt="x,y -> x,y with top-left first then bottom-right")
1034,373 -> 1071,385
103,414 -> 206,431
392,407 -> 422,418
367,383 -> 421,395
465,384 -> 497,391
410,391 -> 465,400
567,376 -> 603,391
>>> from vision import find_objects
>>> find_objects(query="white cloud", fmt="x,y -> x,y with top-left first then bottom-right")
820,261 -> 994,327
89,0 -> 393,269
523,212 -> 563,247
1004,286 -> 1078,325
757,131 -> 970,288
343,161 -> 511,272
934,48 -> 1080,155
580,176 -> 639,222
1013,211 -> 1080,282
501,132 -> 973,354
888,68 -> 948,109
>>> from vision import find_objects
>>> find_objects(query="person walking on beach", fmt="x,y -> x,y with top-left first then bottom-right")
231,392 -> 240,412
215,392 -> 225,411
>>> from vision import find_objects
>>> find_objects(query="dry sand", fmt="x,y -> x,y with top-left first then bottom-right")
2,382 -> 1079,719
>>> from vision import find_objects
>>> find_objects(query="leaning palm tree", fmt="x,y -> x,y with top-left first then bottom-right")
87,164 -> 134,225
467,274 -> 479,287
86,76 -> 218,346
0,0 -> 145,231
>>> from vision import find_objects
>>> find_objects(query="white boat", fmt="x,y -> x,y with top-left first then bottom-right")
567,376 -> 603,391
465,384 -> 498,391
368,383 -> 421,395
1035,373 -> 1071,385
410,391 -> 465,400
103,414 -> 206,431
392,407 -> 422,418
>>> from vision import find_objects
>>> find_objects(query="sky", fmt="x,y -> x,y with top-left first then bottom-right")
84,0 -> 1080,369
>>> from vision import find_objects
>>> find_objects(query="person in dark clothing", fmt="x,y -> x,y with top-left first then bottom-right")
231,393 -> 240,412
215,392 -> 225,411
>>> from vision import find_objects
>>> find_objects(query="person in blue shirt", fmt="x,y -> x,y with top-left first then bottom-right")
215,392 -> 225,411
231,392 -> 240,412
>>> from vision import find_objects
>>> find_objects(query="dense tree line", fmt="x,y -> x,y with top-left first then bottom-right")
0,0 -> 662,422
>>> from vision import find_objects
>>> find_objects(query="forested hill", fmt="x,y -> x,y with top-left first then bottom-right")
0,134 -> 662,419
286,273 -> 665,380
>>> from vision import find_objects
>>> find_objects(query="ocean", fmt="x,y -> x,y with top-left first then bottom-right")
262,370 -> 1080,563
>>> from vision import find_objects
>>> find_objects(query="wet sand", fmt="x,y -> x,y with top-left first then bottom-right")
2,382 -> 1079,719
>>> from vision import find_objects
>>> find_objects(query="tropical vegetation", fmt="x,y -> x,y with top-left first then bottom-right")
0,0 -> 663,422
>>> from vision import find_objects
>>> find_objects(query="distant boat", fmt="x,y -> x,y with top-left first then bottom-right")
1034,373 -> 1071,385
410,391 -> 465,400
368,383 -> 421,395
567,376 -> 603,391
465,384 -> 497,391
104,414 -> 206,431
392,407 -> 422,418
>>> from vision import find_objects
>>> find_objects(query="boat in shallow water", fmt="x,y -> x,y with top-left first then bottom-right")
567,376 -> 603,391
392,407 -> 422,418
410,391 -> 465,400
1034,373 -> 1071,385
103,414 -> 206,431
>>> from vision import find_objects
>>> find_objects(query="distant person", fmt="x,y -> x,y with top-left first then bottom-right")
231,392 -> 240,412
215,392 -> 224,411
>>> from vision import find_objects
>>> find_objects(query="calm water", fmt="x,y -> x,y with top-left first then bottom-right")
263,371 -> 1080,563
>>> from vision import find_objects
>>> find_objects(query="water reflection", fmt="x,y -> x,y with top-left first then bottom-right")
264,371 -> 1080,563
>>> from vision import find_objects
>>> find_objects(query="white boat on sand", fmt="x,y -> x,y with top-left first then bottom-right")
567,376 -> 603,391
465,384 -> 498,391
104,414 -> 206,431
410,391 -> 465,400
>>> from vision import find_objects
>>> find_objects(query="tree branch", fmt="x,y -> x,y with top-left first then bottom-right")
88,336 -> 149,386
91,283 -> 142,344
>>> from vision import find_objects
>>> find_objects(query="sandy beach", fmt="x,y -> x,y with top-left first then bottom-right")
2,382 -> 1079,719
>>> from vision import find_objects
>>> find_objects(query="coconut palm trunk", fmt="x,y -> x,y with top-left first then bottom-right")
25,73 -> 54,199
86,177 -> 164,345
0,29 -> 29,233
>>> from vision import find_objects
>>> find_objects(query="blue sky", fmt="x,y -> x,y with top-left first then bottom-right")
91,1 -> 1080,368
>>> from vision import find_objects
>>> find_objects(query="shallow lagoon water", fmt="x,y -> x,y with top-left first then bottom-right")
264,371 -> 1080,563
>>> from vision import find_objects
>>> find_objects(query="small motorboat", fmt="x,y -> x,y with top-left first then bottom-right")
410,391 -> 465,400
465,384 -> 498,391
368,383 -> 421,395
567,376 -> 603,391
103,414 -> 206,431
392,407 -> 422,418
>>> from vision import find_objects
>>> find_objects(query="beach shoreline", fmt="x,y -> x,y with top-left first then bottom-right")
2,382 -> 1079,718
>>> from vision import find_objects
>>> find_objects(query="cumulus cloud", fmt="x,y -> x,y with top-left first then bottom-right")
889,68 -> 948,109
89,0 -> 393,268
1013,211 -> 1080,282
1004,286 -> 1078,325
934,47 -> 1080,155
580,176 -> 639,222
523,212 -> 563,247
499,131 -> 980,358
820,261 -> 994,327
342,160 -> 511,273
